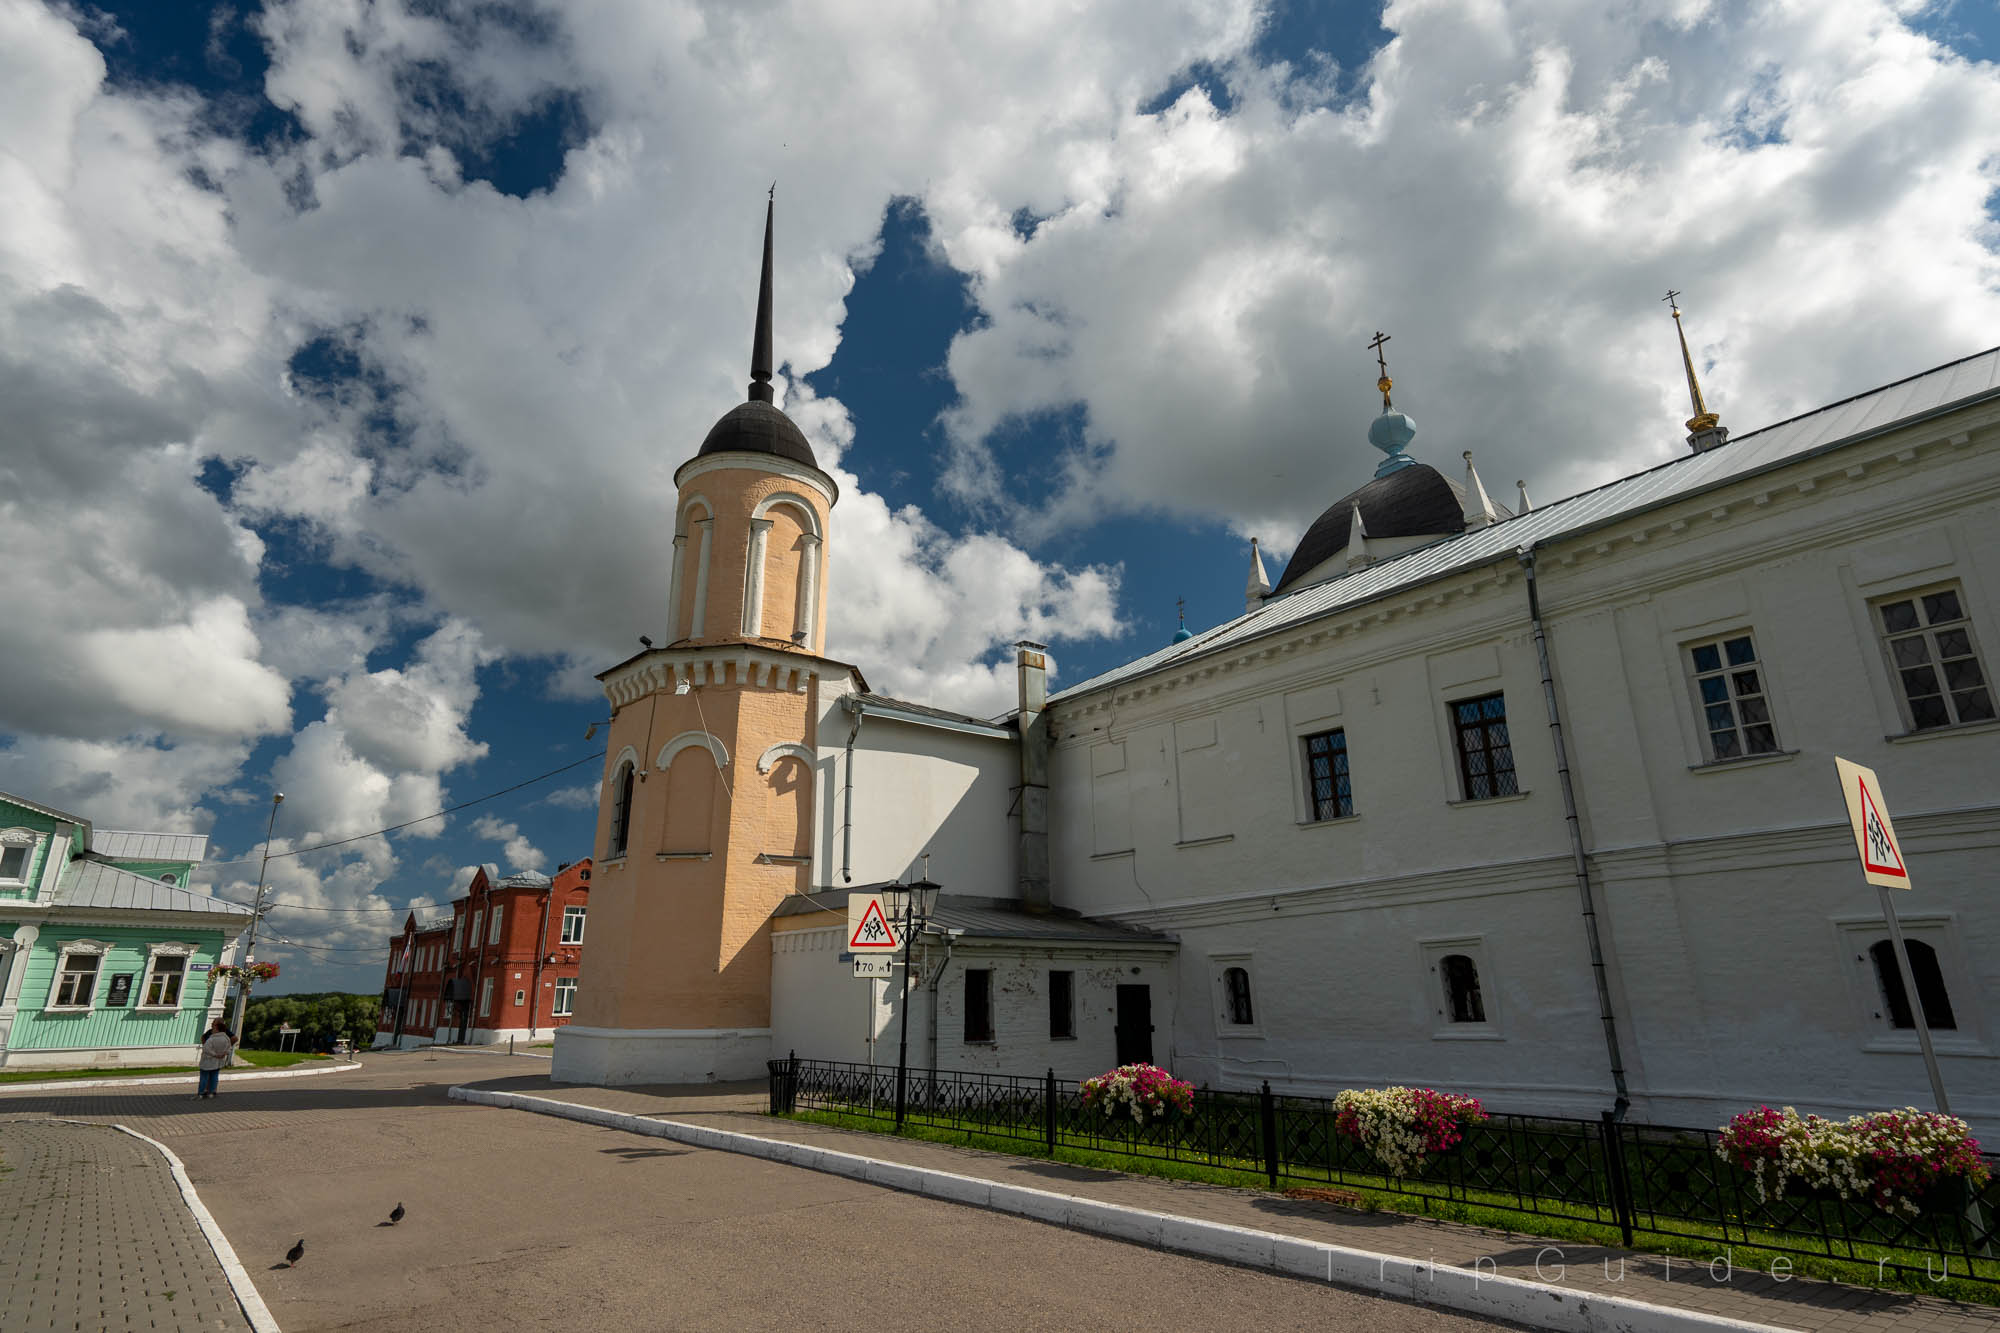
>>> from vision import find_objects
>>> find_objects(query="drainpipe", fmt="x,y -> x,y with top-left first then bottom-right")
531,885 -> 553,1039
839,697 -> 863,884
1517,545 -> 1631,1117
925,928 -> 958,1072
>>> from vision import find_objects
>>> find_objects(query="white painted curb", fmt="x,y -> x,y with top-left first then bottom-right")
449,1086 -> 1798,1333
0,1061 -> 361,1094
103,1122 -> 283,1333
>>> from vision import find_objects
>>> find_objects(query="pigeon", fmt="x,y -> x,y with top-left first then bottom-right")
285,1239 -> 305,1266
388,1202 -> 405,1225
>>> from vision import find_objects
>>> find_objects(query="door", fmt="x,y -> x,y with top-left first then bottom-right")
1114,984 -> 1153,1065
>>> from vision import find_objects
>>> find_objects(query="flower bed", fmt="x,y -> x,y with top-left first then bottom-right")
1716,1105 -> 1988,1216
208,961 -> 280,985
1079,1064 -> 1195,1123
1333,1085 -> 1487,1177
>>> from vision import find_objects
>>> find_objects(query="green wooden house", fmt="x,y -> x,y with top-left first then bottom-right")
0,790 -> 253,1070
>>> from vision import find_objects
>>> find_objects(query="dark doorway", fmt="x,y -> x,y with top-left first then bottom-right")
1115,984 -> 1153,1065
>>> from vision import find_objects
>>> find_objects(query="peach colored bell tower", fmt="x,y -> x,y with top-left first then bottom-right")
554,196 -> 845,1085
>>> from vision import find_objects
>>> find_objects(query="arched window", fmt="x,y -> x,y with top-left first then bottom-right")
607,762 -> 635,860
1222,967 -> 1254,1026
1441,954 -> 1486,1024
661,746 -> 719,855
1869,939 -> 1956,1030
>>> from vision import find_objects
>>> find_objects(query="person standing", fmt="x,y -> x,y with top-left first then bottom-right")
196,1019 -> 236,1099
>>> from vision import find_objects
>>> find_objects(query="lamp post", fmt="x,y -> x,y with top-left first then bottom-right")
891,867 -> 942,1129
230,792 -> 284,1039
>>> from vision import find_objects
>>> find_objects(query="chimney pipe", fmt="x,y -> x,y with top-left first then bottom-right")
1015,642 -> 1051,914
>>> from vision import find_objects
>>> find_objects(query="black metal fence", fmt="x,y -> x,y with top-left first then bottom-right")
767,1056 -> 1999,1288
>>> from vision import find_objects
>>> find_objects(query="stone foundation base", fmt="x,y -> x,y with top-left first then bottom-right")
550,1025 -> 771,1085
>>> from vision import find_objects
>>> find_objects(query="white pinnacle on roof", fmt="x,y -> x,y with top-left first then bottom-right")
1516,479 -> 1533,513
1244,538 -> 1270,612
1461,451 -> 1500,529
1342,503 -> 1376,571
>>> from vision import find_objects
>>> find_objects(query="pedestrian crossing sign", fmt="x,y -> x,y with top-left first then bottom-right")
847,894 -> 901,950
1834,756 -> 1910,889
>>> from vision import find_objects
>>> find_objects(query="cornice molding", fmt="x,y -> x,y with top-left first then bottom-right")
671,451 -> 838,506
601,646 -> 855,709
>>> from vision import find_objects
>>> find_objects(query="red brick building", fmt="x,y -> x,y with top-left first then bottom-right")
376,860 -> 591,1048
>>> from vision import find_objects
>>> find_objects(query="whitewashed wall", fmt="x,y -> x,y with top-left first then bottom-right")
1046,399 -> 2000,1134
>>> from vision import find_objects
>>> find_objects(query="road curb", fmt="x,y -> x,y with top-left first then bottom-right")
0,1061 -> 362,1094
97,1122 -> 283,1333
448,1086 -> 1796,1333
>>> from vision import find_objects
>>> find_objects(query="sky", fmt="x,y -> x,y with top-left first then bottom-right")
1,0 -> 1996,991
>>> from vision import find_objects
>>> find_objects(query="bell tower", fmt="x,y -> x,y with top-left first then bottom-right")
555,195 -> 845,1086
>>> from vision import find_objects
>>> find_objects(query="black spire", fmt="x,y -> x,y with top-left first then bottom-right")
749,189 -> 774,403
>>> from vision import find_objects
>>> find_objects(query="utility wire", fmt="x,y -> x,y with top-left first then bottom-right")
202,751 -> 604,868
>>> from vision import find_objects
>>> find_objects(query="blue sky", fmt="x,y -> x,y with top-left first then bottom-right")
1,0 -> 1995,989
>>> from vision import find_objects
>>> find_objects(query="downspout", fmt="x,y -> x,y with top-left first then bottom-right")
1518,545 -> 1631,1117
925,928 -> 957,1072
531,887 -> 553,1039
468,889 -> 489,1045
839,697 -> 863,884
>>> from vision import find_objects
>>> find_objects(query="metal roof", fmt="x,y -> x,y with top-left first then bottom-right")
58,859 -> 253,917
773,890 -> 1172,945
0,789 -> 90,829
92,830 -> 210,862
854,693 -> 1014,737
1053,347 -> 2000,704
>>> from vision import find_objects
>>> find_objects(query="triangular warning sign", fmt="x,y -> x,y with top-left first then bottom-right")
848,897 -> 898,950
1856,781 -> 1908,880
1834,756 -> 1912,890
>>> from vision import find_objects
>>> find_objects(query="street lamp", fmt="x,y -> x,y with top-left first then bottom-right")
231,792 -> 284,1038
889,863 -> 942,1129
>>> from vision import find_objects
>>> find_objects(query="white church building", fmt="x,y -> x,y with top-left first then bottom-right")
557,205 -> 1999,1134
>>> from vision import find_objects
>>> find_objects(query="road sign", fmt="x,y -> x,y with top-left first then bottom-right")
1834,756 -> 1910,888
853,955 -> 893,979
847,894 -> 901,951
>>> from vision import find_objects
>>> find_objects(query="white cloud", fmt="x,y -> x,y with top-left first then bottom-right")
471,812 -> 546,873
543,783 -> 599,810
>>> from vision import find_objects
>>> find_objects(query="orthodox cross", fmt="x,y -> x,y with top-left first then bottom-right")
1663,289 -> 1683,318
1176,595 -> 1186,628
1368,330 -> 1394,411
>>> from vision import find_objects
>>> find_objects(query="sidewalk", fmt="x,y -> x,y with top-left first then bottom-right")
457,1073 -> 1997,1333
0,1119 -> 255,1332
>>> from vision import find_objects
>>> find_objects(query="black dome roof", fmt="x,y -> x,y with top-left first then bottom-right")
697,399 -> 818,469
1272,463 -> 1466,594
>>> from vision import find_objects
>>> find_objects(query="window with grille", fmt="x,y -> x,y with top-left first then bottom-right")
1222,967 -> 1255,1026
1440,954 -> 1486,1024
553,977 -> 576,1016
1868,939 -> 1956,1030
1876,586 -> 1993,730
1687,634 -> 1779,759
1450,693 -> 1517,800
964,969 -> 994,1043
560,906 -> 586,944
1301,728 -> 1353,820
608,762 -> 636,858
1049,970 -> 1075,1041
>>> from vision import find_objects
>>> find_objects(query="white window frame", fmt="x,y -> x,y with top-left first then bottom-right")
479,976 -> 494,1017
1871,582 -> 1995,733
1208,952 -> 1262,1038
552,976 -> 576,1017
1683,630 -> 1782,762
470,910 -> 483,949
47,939 -> 109,1011
487,903 -> 503,945
138,941 -> 197,1010
452,916 -> 465,953
514,988 -> 526,1006
0,828 -> 42,886
1419,937 -> 1503,1040
560,905 -> 587,944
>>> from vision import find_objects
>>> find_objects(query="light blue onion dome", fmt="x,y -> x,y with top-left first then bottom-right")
1172,624 -> 1193,644
1370,410 -> 1418,477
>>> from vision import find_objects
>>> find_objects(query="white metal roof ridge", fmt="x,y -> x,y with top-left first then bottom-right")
1050,348 -> 2000,705
59,858 -> 255,916
93,830 -> 211,861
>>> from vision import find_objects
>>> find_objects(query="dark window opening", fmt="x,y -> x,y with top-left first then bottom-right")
1223,966 -> 1255,1025
1441,953 -> 1486,1024
608,763 -> 635,858
1302,728 -> 1353,820
1870,939 -> 1956,1030
1048,970 -> 1075,1041
1878,587 -> 1993,730
964,968 -> 994,1043
1451,693 -> 1517,800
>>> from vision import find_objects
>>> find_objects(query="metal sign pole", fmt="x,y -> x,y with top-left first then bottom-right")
1875,883 -> 1952,1115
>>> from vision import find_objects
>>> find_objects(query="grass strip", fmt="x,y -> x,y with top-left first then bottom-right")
783,1106 -> 1997,1304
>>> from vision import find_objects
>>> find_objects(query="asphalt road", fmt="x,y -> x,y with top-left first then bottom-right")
5,1050 -> 1518,1332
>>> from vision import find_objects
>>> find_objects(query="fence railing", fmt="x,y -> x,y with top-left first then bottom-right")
767,1056 -> 1998,1288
